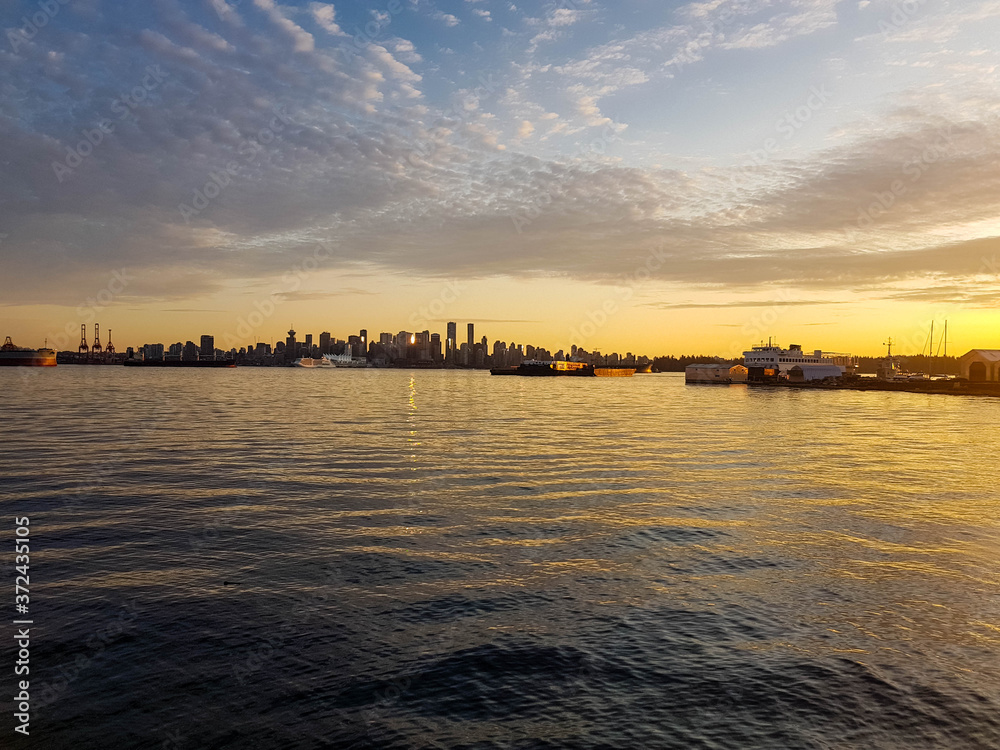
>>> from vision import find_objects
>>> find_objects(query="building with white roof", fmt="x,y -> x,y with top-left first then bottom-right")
959,350 -> 1000,381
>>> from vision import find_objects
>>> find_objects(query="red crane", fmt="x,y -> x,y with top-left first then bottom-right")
106,328 -> 116,355
92,323 -> 103,354
79,324 -> 89,354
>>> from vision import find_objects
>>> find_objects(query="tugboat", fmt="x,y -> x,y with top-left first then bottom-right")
0,337 -> 57,367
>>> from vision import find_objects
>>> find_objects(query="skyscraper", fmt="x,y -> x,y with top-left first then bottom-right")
446,322 -> 457,363
319,331 -> 331,355
467,323 -> 474,365
285,328 -> 296,360
200,334 -> 214,360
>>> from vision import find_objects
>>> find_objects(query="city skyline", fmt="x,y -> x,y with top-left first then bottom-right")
18,308 -> 974,361
69,318 -> 656,367
3,1 -> 1000,356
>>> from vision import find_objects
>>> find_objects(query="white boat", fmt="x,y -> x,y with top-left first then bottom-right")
743,342 -> 851,381
293,357 -> 334,368
322,353 -> 368,368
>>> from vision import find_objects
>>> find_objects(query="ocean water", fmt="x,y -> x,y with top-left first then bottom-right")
3,367 -> 1000,749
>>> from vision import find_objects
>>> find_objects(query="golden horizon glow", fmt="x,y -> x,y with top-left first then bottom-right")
6,271 -> 999,359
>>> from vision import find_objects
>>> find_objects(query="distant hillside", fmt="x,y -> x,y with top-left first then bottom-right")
651,355 -> 739,372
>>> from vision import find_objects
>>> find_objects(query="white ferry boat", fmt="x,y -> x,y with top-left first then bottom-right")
743,342 -> 851,381
293,357 -> 334,368
322,352 -> 368,368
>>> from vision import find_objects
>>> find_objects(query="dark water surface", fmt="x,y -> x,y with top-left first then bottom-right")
3,367 -> 999,749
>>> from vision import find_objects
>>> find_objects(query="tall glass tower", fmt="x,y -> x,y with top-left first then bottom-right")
446,322 -> 457,363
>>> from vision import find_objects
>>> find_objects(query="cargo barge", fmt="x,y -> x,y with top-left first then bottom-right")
0,337 -> 57,367
491,360 -> 635,377
123,359 -> 236,368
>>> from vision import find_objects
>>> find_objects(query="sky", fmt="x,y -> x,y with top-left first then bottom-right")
1,0 -> 999,356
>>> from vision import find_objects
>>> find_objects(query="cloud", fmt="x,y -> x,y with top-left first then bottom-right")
275,289 -> 377,301
2,0 -> 1000,319
310,3 -> 348,37
550,8 -> 583,27
574,95 -> 611,127
252,0 -> 315,52
433,11 -> 460,27
720,0 -> 842,50
644,299 -> 848,310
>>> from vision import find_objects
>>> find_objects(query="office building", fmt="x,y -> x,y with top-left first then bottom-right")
200,335 -> 215,360
143,343 -> 164,361
446,322 -> 457,363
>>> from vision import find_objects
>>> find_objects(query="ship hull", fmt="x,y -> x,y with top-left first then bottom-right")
0,351 -> 57,366
123,359 -> 236,368
491,363 -> 635,377
491,364 -> 594,376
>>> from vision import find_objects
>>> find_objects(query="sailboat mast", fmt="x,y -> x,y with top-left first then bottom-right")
929,321 -> 934,376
